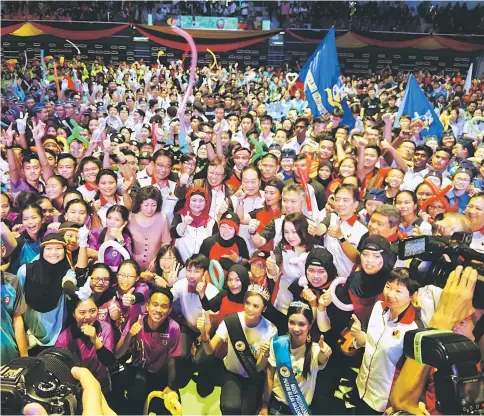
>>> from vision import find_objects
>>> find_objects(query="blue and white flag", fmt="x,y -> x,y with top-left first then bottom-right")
298,27 -> 355,128
394,74 -> 444,139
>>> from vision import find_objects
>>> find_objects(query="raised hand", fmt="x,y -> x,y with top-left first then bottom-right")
319,290 -> 332,309
318,335 -> 332,360
108,296 -> 121,321
259,341 -> 270,359
266,251 -> 278,276
80,323 -> 97,343
327,216 -> 343,239
248,219 -> 260,234
196,280 -> 207,299
350,314 -> 362,337
184,213 -> 193,225
129,315 -> 143,337
221,250 -> 240,263
301,286 -> 317,305
122,287 -> 136,307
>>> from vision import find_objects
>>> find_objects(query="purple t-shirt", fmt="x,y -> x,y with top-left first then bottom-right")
55,320 -> 114,383
89,227 -> 133,270
123,314 -> 182,373
99,293 -> 143,342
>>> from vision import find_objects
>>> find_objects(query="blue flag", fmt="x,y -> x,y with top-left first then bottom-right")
298,27 -> 355,129
394,74 -> 444,139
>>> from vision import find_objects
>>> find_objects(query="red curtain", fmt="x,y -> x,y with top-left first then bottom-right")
29,22 -> 130,40
350,32 -> 428,48
433,36 -> 484,52
135,25 -> 275,52
1,22 -> 26,36
285,29 -> 321,44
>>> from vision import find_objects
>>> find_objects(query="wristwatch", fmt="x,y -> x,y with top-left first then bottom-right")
338,237 -> 346,244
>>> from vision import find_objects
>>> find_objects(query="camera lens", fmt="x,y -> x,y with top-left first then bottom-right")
36,348 -> 80,391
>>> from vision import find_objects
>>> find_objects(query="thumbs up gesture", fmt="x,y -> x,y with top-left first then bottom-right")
318,335 -> 332,360
108,296 -> 121,321
196,314 -> 209,340
184,212 -> 193,225
248,219 -> 260,234
301,286 -> 317,305
350,314 -> 362,337
129,315 -> 143,337
318,289 -> 332,310
259,341 -> 270,359
327,215 -> 343,239
122,287 -> 136,307
266,251 -> 278,276
196,280 -> 207,299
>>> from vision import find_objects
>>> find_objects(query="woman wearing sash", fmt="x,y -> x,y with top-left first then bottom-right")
197,284 -> 277,415
260,300 -> 332,415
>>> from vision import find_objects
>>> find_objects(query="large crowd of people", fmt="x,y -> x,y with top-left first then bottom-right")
2,1 -> 482,33
1,43 -> 484,416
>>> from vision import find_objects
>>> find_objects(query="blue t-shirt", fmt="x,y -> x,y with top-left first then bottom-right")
17,264 -> 69,347
1,271 -> 27,363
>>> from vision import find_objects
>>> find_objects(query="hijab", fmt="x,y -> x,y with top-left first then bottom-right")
176,186 -> 211,227
225,264 -> 250,304
314,160 -> 334,189
348,236 -> 397,298
24,234 -> 73,313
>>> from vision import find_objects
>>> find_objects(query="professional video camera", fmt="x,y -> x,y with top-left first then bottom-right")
398,232 -> 484,308
404,329 -> 483,415
0,347 -> 82,415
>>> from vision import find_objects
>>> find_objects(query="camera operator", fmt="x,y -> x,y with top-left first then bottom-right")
388,265 -> 481,415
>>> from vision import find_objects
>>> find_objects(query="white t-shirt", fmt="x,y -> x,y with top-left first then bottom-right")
268,341 -> 326,406
216,312 -> 277,378
171,279 -> 219,330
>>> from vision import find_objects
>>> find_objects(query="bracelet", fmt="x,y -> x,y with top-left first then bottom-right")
237,256 -> 243,264
5,145 -> 14,150
338,237 -> 346,243
249,230 -> 257,236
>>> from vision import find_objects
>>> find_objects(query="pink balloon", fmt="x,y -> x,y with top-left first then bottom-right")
328,277 -> 354,312
170,25 -> 197,122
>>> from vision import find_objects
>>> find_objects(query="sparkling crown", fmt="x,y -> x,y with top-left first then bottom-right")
289,300 -> 311,311
247,284 -> 270,301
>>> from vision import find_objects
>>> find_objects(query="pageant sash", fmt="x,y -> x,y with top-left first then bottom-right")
273,335 -> 310,416
224,313 -> 258,378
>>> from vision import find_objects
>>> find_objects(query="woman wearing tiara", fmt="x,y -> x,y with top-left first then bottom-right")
197,284 -> 278,415
260,299 -> 332,415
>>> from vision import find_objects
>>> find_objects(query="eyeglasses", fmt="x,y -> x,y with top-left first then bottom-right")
92,277 -> 110,284
183,161 -> 196,167
161,256 -> 175,261
118,273 -> 137,280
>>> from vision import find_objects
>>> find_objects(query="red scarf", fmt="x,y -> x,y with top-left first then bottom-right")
176,186 -> 211,228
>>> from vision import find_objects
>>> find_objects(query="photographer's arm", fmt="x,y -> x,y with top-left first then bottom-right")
389,266 -> 477,415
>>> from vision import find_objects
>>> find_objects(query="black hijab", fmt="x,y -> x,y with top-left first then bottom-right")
314,160 -> 334,190
225,264 -> 250,304
24,234 -> 73,313
348,236 -> 397,298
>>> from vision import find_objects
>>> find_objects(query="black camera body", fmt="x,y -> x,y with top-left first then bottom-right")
0,348 -> 82,415
404,329 -> 484,415
398,233 -> 484,308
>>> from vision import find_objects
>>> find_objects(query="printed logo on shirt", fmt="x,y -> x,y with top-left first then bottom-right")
235,341 -> 245,352
2,296 -> 11,306
98,310 -> 107,321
